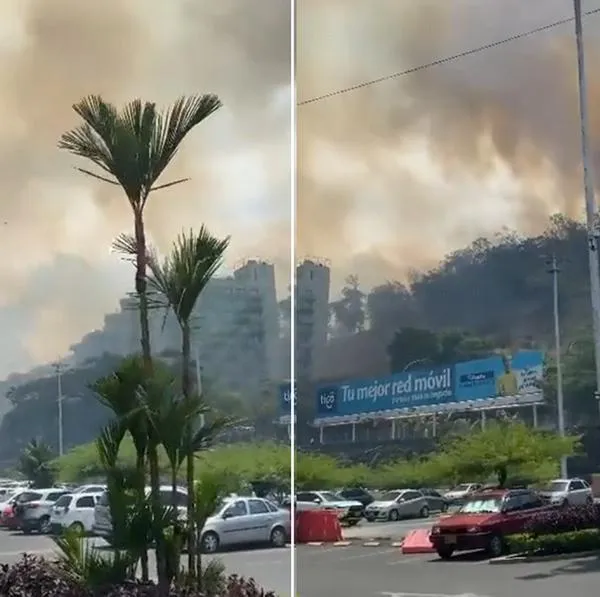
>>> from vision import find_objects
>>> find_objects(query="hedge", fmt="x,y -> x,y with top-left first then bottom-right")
508,529 -> 600,556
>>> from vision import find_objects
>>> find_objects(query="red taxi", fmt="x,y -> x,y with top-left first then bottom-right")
429,487 -> 551,559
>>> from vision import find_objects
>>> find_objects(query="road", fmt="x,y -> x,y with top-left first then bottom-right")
343,517 -> 438,541
296,544 -> 600,597
0,531 -> 290,596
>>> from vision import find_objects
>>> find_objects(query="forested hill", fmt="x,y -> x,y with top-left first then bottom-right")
331,215 -> 593,349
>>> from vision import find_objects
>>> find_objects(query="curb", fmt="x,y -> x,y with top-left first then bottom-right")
489,549 -> 600,565
301,539 -> 404,548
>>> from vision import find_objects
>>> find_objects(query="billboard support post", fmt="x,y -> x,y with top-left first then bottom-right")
432,413 -> 437,437
533,404 -> 538,428
391,419 -> 396,440
481,410 -> 486,430
351,422 -> 356,442
319,426 -> 324,444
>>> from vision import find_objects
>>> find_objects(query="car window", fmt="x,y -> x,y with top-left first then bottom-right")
76,496 -> 95,508
459,498 -> 502,514
341,489 -> 358,497
55,495 -> 73,508
98,491 -> 109,506
265,500 -> 279,512
17,492 -> 42,503
158,490 -> 187,507
319,492 -> 341,502
570,480 -> 585,491
379,491 -> 402,502
547,481 -> 568,492
404,491 -> 422,501
297,492 -> 316,502
224,500 -> 247,517
46,492 -> 66,502
520,492 -> 543,509
503,494 -> 524,511
248,499 -> 269,514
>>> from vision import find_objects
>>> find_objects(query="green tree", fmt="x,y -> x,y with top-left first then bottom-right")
18,439 -> 56,488
331,274 -> 366,335
144,226 -> 229,577
438,421 -> 579,487
60,96 -> 221,594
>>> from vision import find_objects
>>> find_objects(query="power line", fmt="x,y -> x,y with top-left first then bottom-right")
297,7 -> 600,107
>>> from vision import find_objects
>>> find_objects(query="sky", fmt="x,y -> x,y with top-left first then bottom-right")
297,0 -> 600,291
0,0 -> 291,377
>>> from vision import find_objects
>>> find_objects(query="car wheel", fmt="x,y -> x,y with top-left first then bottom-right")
419,505 -> 430,518
201,531 -> 220,554
270,526 -> 287,548
436,545 -> 454,560
39,516 -> 51,534
69,522 -> 85,535
388,509 -> 400,522
487,534 -> 504,559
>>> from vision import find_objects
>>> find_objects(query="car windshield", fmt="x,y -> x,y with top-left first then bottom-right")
379,491 -> 402,502
320,492 -> 342,502
458,498 -> 502,514
547,481 -> 569,492
450,484 -> 471,492
55,495 -> 73,507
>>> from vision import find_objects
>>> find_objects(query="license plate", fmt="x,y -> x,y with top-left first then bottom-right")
444,535 -> 457,544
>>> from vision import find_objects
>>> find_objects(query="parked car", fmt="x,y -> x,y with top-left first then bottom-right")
538,478 -> 593,507
14,489 -> 69,534
443,483 -> 483,504
429,487 -> 551,559
72,484 -> 106,495
295,490 -> 364,525
364,489 -> 430,522
93,485 -> 188,540
50,492 -> 103,535
200,497 -> 290,553
419,488 -> 450,512
338,487 -> 374,508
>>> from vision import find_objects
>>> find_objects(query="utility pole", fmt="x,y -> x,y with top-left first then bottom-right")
52,361 -> 64,457
573,0 -> 600,418
547,256 -> 567,478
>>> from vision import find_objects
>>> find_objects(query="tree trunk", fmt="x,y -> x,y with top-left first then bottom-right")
133,209 -> 152,582
134,210 -> 152,368
496,465 -> 508,488
182,323 -> 197,578
136,453 -> 149,581
149,446 -> 169,595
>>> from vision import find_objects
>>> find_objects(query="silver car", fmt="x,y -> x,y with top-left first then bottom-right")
200,497 -> 290,553
364,489 -> 430,522
539,478 -> 593,507
14,488 -> 69,534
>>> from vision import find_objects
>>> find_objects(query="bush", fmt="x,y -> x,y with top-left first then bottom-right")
508,529 -> 600,556
0,554 -> 277,597
524,503 -> 600,536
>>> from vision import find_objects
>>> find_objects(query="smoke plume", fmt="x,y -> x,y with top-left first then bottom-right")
0,0 -> 290,374
298,0 -> 600,291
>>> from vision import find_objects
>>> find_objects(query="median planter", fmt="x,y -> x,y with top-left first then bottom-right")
496,529 -> 600,563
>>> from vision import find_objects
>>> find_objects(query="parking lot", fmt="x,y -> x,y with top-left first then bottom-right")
343,516 -> 439,542
0,531 -> 291,596
296,544 -> 600,597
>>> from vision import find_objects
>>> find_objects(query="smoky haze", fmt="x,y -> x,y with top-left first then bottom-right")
298,0 -> 600,291
0,0 -> 290,375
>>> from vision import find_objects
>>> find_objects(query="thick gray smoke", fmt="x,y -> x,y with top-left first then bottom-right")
298,0 -> 600,291
0,0 -> 290,374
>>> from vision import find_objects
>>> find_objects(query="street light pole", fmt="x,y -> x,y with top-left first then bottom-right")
548,256 -> 567,478
573,0 -> 600,418
53,361 -> 64,457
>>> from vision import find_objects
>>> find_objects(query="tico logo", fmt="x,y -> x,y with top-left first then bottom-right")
317,387 -> 338,413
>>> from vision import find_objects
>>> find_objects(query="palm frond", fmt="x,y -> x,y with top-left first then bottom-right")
147,226 -> 230,325
59,94 -> 222,206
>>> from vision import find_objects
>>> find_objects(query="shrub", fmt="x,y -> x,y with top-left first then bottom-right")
508,529 -> 600,556
524,503 -> 600,537
0,555 -> 278,597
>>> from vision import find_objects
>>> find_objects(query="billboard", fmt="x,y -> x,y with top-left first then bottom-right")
315,350 -> 543,422
278,381 -> 296,422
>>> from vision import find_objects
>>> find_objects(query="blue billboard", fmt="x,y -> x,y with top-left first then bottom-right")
278,381 -> 296,419
315,350 -> 543,419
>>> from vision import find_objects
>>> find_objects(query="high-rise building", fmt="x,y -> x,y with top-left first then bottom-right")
69,262 -> 281,393
295,259 -> 330,379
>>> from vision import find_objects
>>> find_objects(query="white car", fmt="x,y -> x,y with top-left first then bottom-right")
295,490 -> 364,525
50,492 -> 103,534
539,478 -> 593,507
93,485 -> 187,540
443,483 -> 483,503
73,484 -> 106,495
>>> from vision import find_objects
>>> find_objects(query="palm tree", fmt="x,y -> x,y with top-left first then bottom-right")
114,227 -> 230,578
18,439 -> 55,488
60,95 -> 222,592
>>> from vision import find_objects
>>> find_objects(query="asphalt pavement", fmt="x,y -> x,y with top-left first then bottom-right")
296,544 -> 600,597
0,531 -> 291,596
343,517 -> 438,541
